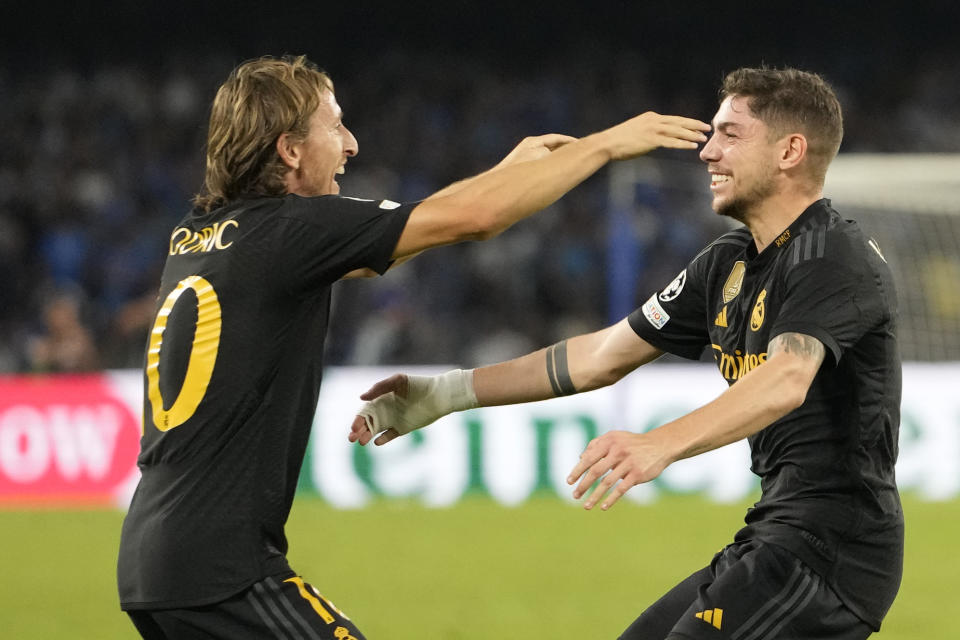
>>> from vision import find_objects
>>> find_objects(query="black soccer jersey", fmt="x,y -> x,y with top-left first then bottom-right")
627,199 -> 903,630
118,194 -> 413,610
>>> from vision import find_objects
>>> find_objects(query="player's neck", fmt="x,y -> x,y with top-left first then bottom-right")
745,189 -> 822,253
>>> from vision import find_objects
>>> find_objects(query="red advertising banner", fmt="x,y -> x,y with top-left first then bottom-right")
0,375 -> 141,506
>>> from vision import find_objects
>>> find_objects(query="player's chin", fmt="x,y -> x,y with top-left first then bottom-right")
716,198 -> 750,223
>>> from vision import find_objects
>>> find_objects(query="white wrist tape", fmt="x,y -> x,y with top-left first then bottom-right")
359,369 -> 478,438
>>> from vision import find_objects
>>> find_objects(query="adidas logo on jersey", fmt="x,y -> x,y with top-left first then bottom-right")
694,607 -> 723,630
714,306 -> 728,327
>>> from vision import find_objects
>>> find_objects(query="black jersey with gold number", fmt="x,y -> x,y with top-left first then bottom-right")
627,199 -> 902,630
118,194 -> 413,610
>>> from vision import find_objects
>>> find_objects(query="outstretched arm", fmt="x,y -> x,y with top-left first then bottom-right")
340,135 -> 574,279
426,133 -> 579,200
568,331 -> 826,510
473,317 -> 662,406
348,318 -> 662,445
390,112 -> 710,259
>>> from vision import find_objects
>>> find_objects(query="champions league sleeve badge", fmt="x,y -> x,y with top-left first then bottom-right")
658,269 -> 687,302
642,269 -> 687,330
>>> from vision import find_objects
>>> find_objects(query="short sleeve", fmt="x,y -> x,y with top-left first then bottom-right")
275,195 -> 414,292
627,255 -> 711,360
769,257 -> 883,365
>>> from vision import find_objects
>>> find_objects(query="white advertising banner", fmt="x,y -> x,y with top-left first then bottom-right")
310,364 -> 960,507
0,364 -> 957,507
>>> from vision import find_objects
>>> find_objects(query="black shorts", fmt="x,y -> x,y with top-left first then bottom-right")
127,573 -> 366,640
619,539 -> 873,640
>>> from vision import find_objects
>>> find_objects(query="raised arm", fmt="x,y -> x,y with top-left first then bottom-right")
348,318 -> 662,445
568,331 -> 826,510
425,133 -> 578,200
340,135 -> 574,279
390,113 -> 710,258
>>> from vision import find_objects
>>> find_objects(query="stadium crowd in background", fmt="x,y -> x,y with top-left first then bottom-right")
0,50 -> 958,373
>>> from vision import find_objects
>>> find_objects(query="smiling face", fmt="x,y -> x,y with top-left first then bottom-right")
699,95 -> 780,222
284,89 -> 358,196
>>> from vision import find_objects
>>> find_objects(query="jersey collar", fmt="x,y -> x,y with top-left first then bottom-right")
744,198 -> 835,265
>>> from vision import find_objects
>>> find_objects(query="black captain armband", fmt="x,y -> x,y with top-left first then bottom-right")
545,340 -> 577,396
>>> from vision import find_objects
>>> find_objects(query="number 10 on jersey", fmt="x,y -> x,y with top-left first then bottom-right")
145,276 -> 222,432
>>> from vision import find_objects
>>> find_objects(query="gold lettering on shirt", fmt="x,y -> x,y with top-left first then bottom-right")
711,345 -> 768,382
169,220 -> 239,255
774,229 -> 791,247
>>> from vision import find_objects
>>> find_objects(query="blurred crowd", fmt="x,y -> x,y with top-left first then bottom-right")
1,49 -> 958,373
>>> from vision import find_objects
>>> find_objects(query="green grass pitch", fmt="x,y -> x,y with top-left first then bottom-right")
0,495 -> 952,638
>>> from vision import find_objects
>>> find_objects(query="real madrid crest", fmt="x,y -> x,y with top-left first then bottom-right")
750,289 -> 767,331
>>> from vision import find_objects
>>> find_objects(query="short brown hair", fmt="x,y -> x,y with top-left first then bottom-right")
721,67 -> 843,184
194,55 -> 333,211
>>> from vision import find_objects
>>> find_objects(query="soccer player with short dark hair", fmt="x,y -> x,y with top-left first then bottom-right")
353,67 -> 902,639
116,54 -> 710,639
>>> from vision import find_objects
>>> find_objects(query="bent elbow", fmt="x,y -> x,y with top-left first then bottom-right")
447,224 -> 498,243
469,209 -> 506,241
440,204 -> 503,243
472,227 -> 501,242
410,197 -> 500,247
779,370 -> 812,413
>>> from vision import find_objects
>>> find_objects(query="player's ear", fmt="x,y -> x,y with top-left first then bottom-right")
778,133 -> 807,171
276,132 -> 301,170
